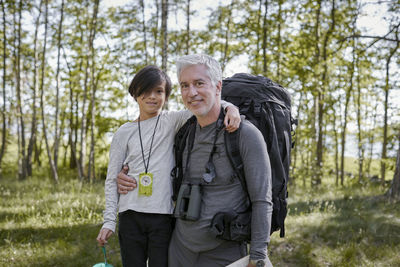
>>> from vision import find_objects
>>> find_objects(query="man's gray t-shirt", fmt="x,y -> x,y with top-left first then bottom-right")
174,119 -> 273,260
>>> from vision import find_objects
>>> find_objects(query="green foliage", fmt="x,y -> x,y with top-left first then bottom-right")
269,177 -> 400,266
0,175 -> 121,267
1,0 -> 398,184
1,172 -> 399,266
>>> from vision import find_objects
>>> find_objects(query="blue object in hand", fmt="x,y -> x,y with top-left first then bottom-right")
93,246 -> 113,267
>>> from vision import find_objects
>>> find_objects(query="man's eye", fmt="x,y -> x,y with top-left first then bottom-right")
196,81 -> 204,87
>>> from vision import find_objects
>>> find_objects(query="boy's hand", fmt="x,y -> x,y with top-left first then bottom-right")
117,165 -> 137,194
96,228 -> 113,246
224,105 -> 241,133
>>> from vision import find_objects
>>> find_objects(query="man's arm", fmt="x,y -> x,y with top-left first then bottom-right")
116,164 -> 137,194
239,121 -> 273,264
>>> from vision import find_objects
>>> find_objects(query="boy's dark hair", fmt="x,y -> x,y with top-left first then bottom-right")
128,65 -> 172,100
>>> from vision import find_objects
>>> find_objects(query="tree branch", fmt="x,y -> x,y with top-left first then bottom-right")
340,34 -> 398,43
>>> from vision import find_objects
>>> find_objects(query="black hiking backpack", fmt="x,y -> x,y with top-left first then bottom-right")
171,73 -> 296,238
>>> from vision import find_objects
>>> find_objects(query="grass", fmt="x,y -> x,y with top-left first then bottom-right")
269,182 -> 400,266
0,175 -> 121,267
1,169 -> 399,266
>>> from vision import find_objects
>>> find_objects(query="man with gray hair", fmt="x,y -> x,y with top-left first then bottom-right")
170,54 -> 272,267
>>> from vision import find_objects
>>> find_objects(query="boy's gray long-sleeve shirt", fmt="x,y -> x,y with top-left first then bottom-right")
174,118 -> 273,260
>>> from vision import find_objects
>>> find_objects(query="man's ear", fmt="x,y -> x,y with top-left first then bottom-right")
216,81 -> 222,96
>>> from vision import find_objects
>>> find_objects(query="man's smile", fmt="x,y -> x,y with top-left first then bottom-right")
188,98 -> 203,105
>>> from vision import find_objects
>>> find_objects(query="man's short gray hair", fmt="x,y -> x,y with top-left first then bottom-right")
176,54 -> 222,86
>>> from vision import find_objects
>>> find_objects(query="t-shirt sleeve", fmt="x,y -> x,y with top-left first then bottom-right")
239,121 -> 273,260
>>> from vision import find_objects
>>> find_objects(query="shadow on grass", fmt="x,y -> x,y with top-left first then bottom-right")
269,195 -> 400,266
0,223 -> 122,267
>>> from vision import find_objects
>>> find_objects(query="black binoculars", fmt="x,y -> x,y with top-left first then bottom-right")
173,184 -> 202,221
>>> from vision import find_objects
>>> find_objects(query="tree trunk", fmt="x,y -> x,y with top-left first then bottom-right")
340,78 -> 352,186
14,0 -> 27,180
40,0 -> 59,184
185,0 -> 190,55
310,0 -> 321,186
62,46 -> 80,173
140,0 -> 148,64
366,99 -> 377,178
34,133 -> 42,166
317,0 -> 335,186
88,0 -> 100,183
381,39 -> 399,183
292,90 -> 304,178
262,0 -> 268,75
312,0 -> 328,186
254,0 -> 262,73
316,0 -> 336,186
276,0 -> 282,82
153,0 -> 160,64
0,0 -> 7,177
221,1 -> 234,73
355,50 -> 364,183
387,130 -> 400,200
333,106 -> 339,186
27,0 -> 43,177
79,22 -> 91,181
53,0 -> 65,172
341,14 -> 357,187
161,0 -> 168,71
74,85 -> 82,177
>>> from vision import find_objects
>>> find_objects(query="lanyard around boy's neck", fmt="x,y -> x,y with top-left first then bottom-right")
138,114 -> 160,173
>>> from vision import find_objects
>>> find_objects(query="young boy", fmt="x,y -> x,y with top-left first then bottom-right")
96,65 -> 240,267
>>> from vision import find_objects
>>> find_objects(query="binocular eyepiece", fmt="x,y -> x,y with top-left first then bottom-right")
173,184 -> 202,221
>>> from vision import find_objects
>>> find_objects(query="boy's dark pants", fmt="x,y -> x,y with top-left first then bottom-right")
118,210 -> 173,267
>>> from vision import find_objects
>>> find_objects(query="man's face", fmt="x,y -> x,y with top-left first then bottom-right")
179,64 -> 221,119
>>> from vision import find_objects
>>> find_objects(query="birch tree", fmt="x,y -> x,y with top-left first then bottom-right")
39,0 -> 58,183
0,0 -> 6,176
161,0 -> 168,71
53,0 -> 65,171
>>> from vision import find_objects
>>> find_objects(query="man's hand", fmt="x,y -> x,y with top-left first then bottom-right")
117,164 -> 137,194
224,105 -> 241,133
96,228 -> 113,246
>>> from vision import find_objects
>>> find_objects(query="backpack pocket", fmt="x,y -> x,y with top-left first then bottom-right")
210,209 -> 251,242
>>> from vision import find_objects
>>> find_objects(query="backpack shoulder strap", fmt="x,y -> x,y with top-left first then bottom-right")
224,125 -> 249,200
171,115 -> 197,201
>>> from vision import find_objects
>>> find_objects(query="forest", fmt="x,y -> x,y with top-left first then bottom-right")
0,0 -> 399,266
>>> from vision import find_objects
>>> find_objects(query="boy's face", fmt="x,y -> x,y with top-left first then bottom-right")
136,81 -> 166,120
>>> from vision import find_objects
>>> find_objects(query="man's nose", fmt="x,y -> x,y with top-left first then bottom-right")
187,84 -> 198,97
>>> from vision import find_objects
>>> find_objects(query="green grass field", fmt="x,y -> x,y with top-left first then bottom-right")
1,170 -> 399,267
